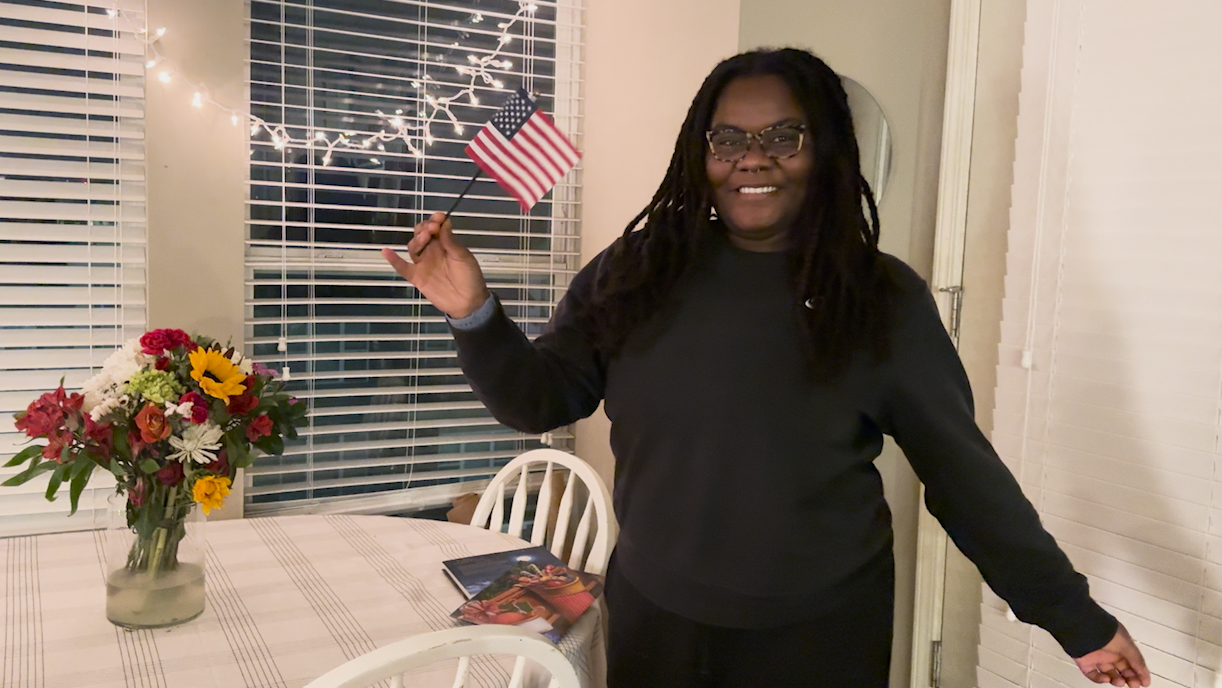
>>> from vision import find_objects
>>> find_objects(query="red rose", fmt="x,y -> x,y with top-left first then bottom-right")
139,328 -> 195,355
226,393 -> 258,416
155,461 -> 184,486
134,403 -> 171,444
179,391 -> 209,424
15,391 -> 65,438
245,414 -> 273,442
207,448 -> 230,476
154,356 -> 170,371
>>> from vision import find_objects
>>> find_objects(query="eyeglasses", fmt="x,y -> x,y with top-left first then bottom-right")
705,124 -> 807,162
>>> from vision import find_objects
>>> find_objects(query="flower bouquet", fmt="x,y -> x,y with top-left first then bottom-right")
3,328 -> 307,628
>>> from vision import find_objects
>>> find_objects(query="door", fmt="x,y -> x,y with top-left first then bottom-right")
910,1 -> 1028,686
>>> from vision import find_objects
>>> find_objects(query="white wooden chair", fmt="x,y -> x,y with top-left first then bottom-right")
302,625 -> 581,688
471,448 -> 617,575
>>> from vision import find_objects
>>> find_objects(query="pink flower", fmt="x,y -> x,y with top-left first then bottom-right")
155,461 -> 184,486
127,429 -> 147,461
139,328 -> 195,355
84,417 -> 113,461
15,386 -> 82,439
178,391 -> 209,424
41,428 -> 74,462
245,414 -> 273,442
128,478 -> 147,507
15,391 -> 66,438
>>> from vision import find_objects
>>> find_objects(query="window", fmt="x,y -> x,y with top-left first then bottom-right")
0,0 -> 147,535
245,0 -> 583,516
979,3 -> 1222,686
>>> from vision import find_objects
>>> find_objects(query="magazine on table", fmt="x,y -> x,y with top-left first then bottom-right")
450,559 -> 605,642
441,545 -> 565,599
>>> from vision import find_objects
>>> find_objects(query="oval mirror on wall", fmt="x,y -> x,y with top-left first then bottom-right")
841,76 -> 893,204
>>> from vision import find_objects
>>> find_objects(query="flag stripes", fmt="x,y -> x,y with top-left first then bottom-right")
464,90 -> 580,211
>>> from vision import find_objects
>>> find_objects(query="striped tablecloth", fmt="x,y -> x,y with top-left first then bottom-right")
1,515 -> 604,688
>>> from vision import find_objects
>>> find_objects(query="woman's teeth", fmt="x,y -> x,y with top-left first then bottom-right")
738,186 -> 777,194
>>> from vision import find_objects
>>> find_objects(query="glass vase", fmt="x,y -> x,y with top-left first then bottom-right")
102,490 -> 207,629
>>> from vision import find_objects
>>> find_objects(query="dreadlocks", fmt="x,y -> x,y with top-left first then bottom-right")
583,47 -> 894,383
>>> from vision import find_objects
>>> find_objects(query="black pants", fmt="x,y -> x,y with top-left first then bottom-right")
604,557 -> 894,688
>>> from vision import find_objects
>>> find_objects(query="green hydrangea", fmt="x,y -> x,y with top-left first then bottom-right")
127,369 -> 185,405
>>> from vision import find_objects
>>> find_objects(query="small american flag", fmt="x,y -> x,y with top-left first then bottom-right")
464,89 -> 580,211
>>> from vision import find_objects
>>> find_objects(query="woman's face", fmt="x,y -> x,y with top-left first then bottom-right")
705,75 -> 814,252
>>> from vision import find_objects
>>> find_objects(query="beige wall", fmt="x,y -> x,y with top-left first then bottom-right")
572,0 -> 743,486
146,0 -> 247,518
938,2 -> 1028,687
737,1 -> 952,685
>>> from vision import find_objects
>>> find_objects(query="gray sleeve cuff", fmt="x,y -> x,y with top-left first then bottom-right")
446,294 -> 496,330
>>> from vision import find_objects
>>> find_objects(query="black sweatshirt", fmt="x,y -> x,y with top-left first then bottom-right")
449,232 -> 1118,657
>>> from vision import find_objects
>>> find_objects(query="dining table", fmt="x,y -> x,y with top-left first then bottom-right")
0,514 -> 605,688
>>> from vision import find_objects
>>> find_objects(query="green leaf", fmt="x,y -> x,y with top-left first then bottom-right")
230,442 -> 253,469
3,444 -> 43,468
254,434 -> 284,456
139,458 -> 161,475
107,458 -> 129,479
1,459 -> 56,486
44,462 -> 72,502
67,460 -> 95,515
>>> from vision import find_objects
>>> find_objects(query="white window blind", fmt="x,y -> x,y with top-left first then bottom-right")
245,0 -> 583,516
0,0 -> 147,536
979,1 -> 1222,686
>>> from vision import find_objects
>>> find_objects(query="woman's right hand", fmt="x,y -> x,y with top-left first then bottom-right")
381,211 -> 491,319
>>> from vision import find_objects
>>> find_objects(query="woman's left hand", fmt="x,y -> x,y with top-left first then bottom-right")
1073,623 -> 1150,687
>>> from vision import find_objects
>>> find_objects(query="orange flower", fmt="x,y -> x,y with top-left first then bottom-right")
134,403 -> 171,444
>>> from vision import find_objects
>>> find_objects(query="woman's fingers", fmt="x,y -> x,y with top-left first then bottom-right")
408,224 -> 436,258
409,212 -> 450,258
380,247 -> 413,281
1087,661 -> 1140,688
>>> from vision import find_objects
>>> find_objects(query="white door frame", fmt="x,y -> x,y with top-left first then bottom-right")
909,0 -> 982,686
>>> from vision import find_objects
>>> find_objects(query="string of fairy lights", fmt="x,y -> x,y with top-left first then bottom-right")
96,2 -> 545,383
106,1 -> 541,165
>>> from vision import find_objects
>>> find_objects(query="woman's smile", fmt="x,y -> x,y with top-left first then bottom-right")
705,75 -> 814,253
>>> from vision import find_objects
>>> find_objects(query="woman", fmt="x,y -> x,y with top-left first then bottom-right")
383,48 -> 1149,687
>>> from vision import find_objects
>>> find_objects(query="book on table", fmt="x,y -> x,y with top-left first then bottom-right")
441,545 -> 565,599
449,557 -> 605,643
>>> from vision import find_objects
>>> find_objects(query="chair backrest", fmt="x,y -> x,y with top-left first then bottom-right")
470,448 -> 617,575
303,625 -> 581,688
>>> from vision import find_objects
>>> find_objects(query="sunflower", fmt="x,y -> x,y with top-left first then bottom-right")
188,348 -> 247,403
192,475 -> 231,514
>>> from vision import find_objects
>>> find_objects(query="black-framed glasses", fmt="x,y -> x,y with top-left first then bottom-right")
705,124 -> 807,162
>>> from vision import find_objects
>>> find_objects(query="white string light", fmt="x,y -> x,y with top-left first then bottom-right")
105,2 -> 540,167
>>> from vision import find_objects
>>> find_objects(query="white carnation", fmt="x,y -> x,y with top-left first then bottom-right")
89,394 -> 130,423
164,399 -> 194,418
82,338 -> 153,415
